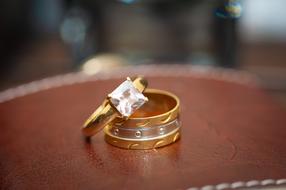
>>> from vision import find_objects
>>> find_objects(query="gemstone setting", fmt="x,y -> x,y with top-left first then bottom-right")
109,79 -> 147,117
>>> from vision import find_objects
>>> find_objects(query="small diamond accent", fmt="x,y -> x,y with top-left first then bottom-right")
109,80 -> 147,117
135,131 -> 142,138
159,127 -> 165,135
114,128 -> 119,135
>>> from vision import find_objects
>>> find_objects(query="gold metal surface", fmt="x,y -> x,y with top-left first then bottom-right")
104,127 -> 181,150
106,119 -> 180,139
104,89 -> 181,149
82,77 -> 148,137
113,89 -> 180,128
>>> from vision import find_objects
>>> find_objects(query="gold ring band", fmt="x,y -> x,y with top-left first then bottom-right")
112,89 -> 180,128
82,77 -> 148,137
104,89 -> 181,149
106,118 -> 180,139
104,127 -> 181,149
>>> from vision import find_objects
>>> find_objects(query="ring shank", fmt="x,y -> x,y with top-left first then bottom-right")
82,102 -> 118,136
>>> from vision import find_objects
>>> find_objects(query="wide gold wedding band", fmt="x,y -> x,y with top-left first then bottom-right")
104,89 -> 181,149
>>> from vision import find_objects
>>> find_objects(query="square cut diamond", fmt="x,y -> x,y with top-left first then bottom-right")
109,80 -> 147,117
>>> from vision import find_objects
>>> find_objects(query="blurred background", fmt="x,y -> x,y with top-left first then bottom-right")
0,0 -> 285,106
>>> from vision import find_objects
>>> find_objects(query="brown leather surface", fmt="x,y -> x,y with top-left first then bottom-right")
0,70 -> 286,189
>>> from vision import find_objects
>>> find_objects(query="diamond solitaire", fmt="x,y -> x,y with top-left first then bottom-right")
82,76 -> 148,137
109,78 -> 148,117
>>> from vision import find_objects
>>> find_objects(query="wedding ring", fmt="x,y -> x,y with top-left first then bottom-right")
107,119 -> 180,139
104,89 -> 181,149
112,89 -> 179,128
82,77 -> 148,137
104,127 -> 180,150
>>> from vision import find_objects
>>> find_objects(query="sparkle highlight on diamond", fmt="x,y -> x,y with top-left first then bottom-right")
109,80 -> 147,117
